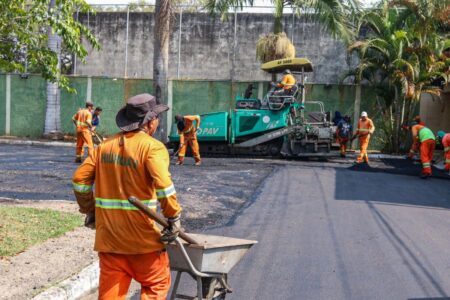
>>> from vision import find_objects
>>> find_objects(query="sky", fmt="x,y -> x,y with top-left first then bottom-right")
86,0 -> 380,8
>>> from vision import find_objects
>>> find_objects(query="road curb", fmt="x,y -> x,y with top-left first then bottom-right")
32,261 -> 99,300
0,138 -> 74,147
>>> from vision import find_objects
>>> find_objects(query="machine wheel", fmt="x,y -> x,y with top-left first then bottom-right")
202,276 -> 228,300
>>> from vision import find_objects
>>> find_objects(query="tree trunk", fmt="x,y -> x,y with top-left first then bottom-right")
153,0 -> 171,142
273,0 -> 284,34
44,0 -> 62,138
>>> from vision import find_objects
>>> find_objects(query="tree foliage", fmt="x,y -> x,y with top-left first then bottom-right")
347,0 -> 450,152
0,0 -> 99,88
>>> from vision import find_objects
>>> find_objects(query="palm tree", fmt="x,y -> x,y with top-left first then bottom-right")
153,0 -> 171,142
205,0 -> 361,41
44,0 -> 62,138
347,0 -> 449,152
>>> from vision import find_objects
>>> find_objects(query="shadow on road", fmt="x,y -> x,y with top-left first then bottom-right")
348,158 -> 450,180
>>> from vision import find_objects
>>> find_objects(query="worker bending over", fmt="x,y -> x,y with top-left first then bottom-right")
407,122 -> 436,178
72,102 -> 94,163
336,115 -> 353,158
175,114 -> 202,166
352,111 -> 375,164
437,131 -> 450,172
72,93 -> 182,299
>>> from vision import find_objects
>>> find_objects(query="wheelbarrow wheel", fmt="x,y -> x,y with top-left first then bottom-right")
202,276 -> 227,300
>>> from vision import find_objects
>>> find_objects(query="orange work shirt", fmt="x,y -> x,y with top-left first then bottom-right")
356,118 -> 375,137
178,115 -> 200,139
277,74 -> 296,90
72,131 -> 182,254
72,109 -> 93,133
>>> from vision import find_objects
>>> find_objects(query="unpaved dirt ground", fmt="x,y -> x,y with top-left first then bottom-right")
0,144 -> 274,299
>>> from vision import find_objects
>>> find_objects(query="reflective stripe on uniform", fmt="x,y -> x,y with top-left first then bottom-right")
73,182 -> 93,193
358,128 -> 370,132
183,126 -> 194,134
446,159 -> 450,163
178,153 -> 185,157
77,121 -> 89,126
95,198 -> 157,210
445,146 -> 450,152
422,162 -> 431,168
156,184 -> 176,199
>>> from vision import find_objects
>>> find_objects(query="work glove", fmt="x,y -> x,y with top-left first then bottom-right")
84,211 -> 95,229
160,215 -> 181,244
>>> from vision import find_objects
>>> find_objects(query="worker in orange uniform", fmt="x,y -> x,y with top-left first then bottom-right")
72,93 -> 182,300
407,122 -> 436,178
437,131 -> 450,172
175,114 -> 202,166
352,111 -> 375,164
274,69 -> 296,95
72,102 -> 94,163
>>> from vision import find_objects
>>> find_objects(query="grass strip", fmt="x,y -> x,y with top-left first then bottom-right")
0,206 -> 82,257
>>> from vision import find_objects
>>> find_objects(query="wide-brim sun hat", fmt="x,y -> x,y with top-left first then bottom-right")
116,93 -> 169,132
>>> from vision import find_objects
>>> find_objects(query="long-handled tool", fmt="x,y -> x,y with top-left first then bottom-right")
128,196 -> 257,300
128,196 -> 199,244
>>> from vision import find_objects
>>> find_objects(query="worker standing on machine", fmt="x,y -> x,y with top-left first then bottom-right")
352,111 -> 375,164
336,115 -> 353,158
72,93 -> 182,299
437,130 -> 450,172
175,114 -> 202,166
407,122 -> 436,178
273,69 -> 296,95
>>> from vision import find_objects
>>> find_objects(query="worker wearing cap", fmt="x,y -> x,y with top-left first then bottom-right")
437,130 -> 450,171
407,122 -> 436,178
352,111 -> 375,164
72,102 -> 94,163
276,69 -> 296,94
72,93 -> 182,299
175,114 -> 201,166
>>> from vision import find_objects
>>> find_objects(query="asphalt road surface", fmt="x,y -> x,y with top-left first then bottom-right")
173,164 -> 450,300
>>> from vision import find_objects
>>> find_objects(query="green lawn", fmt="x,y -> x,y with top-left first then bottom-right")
0,206 -> 83,257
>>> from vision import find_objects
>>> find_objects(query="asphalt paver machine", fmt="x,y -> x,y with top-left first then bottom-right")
169,58 -> 334,157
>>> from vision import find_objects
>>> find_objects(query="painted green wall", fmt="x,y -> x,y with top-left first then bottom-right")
0,75 -> 5,135
0,74 -> 385,150
10,75 -> 46,137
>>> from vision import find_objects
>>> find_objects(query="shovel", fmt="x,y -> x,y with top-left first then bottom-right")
128,196 -> 199,245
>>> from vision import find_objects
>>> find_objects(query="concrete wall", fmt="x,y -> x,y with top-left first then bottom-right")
420,92 -> 450,133
76,12 -> 351,84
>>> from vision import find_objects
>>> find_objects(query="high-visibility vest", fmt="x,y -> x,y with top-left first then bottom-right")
418,127 -> 435,142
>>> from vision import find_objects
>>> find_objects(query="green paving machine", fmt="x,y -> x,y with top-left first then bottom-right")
168,58 -> 335,157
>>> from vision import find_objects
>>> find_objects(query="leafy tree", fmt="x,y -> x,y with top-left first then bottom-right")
0,0 -> 99,89
347,0 -> 450,152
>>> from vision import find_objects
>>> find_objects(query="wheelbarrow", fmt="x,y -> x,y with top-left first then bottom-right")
128,197 -> 257,300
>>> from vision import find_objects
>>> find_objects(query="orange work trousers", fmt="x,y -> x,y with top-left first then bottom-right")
99,251 -> 171,300
445,150 -> 450,171
356,135 -> 370,163
337,137 -> 349,156
178,137 -> 201,163
420,139 -> 435,175
76,130 -> 94,160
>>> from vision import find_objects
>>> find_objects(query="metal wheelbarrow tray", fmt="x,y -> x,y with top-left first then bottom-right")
168,234 -> 257,300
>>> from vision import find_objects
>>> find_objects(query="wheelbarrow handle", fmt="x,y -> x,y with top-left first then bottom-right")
128,196 -> 200,245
